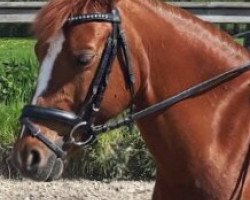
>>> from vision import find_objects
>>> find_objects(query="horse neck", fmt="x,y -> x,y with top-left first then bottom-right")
119,0 -> 250,196
120,0 -> 250,107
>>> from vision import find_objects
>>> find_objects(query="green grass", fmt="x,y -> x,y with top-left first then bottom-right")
65,126 -> 156,180
0,38 -> 35,61
0,101 -> 24,146
0,38 -> 37,145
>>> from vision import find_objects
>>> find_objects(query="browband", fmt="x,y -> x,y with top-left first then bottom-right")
67,10 -> 121,25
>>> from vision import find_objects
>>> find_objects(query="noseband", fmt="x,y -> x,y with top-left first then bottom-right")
20,8 -> 250,159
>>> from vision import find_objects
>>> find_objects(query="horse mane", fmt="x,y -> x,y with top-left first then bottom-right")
34,0 -> 160,43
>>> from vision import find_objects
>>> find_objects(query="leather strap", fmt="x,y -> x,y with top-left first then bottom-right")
21,118 -> 66,158
22,105 -> 82,126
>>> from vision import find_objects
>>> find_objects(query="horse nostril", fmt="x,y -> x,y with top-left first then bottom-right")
25,149 -> 41,171
30,150 -> 41,166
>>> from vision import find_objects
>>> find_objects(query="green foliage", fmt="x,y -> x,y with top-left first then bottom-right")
65,127 -> 156,180
0,38 -> 38,145
0,101 -> 24,146
0,59 -> 37,102
0,38 -> 37,103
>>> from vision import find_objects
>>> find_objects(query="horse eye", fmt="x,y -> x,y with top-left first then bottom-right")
76,52 -> 95,66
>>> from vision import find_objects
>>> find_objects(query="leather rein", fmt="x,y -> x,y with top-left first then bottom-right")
20,8 -> 250,161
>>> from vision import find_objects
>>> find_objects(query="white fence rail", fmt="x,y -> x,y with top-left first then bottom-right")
0,2 -> 250,24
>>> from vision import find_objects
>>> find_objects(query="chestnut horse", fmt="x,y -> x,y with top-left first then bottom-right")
11,0 -> 250,199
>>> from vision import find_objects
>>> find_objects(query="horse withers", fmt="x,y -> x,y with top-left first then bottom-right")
11,0 -> 250,199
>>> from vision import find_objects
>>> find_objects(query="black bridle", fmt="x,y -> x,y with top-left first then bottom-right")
21,8 -> 135,158
20,8 -> 250,161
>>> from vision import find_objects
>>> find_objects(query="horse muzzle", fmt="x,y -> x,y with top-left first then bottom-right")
11,139 -> 64,181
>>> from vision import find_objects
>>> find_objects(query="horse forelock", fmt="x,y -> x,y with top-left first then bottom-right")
33,0 -> 113,43
33,0 -> 162,43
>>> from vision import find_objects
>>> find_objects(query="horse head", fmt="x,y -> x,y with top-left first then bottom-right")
12,0 -> 141,181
